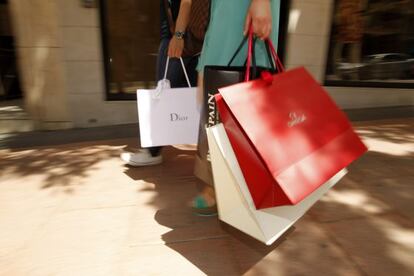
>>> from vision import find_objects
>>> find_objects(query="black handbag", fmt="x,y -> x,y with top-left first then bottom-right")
196,37 -> 278,163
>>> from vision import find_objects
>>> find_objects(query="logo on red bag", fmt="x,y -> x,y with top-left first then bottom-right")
288,112 -> 306,127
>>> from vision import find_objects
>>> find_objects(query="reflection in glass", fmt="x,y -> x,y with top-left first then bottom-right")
326,0 -> 414,85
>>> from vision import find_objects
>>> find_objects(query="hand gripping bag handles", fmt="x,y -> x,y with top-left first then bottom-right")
196,36 -> 276,176
137,57 -> 200,147
203,35 -> 276,128
214,29 -> 368,209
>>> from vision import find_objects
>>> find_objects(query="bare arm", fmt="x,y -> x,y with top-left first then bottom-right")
168,0 -> 192,57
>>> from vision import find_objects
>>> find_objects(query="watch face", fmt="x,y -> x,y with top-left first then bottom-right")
175,31 -> 185,39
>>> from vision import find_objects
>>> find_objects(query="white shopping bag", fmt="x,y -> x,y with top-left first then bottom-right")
137,57 -> 200,147
207,124 -> 347,245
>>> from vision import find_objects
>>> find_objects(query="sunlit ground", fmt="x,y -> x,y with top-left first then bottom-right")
0,119 -> 413,275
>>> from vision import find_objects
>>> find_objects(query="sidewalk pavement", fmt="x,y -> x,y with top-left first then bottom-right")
0,118 -> 413,276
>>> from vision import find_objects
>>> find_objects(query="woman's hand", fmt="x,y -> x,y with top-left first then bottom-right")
168,36 -> 185,58
244,0 -> 272,40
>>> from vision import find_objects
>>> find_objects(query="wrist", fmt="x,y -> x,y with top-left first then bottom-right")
174,31 -> 185,40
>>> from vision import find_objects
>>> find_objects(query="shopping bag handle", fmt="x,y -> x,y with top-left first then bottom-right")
227,35 -> 275,73
265,36 -> 285,73
154,57 -> 192,99
163,57 -> 192,88
245,25 -> 285,82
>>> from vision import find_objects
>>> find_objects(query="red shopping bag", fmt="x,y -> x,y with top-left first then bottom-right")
215,33 -> 367,209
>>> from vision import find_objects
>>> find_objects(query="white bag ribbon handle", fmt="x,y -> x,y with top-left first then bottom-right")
163,57 -> 192,87
155,57 -> 192,99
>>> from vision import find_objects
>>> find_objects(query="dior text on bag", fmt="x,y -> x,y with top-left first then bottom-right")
137,57 -> 200,147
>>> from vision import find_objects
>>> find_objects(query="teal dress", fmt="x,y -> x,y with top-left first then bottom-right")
193,0 -> 282,187
197,0 -> 281,72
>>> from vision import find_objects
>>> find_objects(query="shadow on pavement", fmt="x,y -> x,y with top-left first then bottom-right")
123,119 -> 414,275
0,139 -> 127,192
124,145 -> 291,275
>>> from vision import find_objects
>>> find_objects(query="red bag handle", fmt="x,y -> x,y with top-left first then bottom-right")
266,37 -> 285,73
245,26 -> 285,82
245,30 -> 254,82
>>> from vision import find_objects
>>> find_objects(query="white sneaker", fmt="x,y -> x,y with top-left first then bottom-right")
121,149 -> 163,166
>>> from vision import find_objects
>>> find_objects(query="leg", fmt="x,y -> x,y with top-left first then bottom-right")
148,147 -> 162,157
156,38 -> 170,82
191,71 -> 217,216
168,54 -> 199,88
333,41 -> 344,77
166,57 -> 191,88
194,72 -> 213,185
145,38 -> 172,157
182,55 -> 200,87
121,39 -> 170,165
349,42 -> 361,80
349,42 -> 361,63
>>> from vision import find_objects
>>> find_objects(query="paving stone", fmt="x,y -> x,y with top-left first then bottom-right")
319,213 -> 414,276
0,119 -> 413,275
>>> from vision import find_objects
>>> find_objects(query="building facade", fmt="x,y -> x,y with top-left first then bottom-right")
2,0 -> 413,131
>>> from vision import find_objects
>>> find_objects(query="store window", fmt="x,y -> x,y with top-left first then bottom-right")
100,0 -> 160,100
325,0 -> 414,88
1,0 -> 22,101
100,0 -> 290,100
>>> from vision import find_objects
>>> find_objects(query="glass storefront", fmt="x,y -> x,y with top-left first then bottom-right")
100,0 -> 160,100
0,0 -> 22,100
325,0 -> 414,88
100,0 -> 290,100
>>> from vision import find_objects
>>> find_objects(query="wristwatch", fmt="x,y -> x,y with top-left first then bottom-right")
174,31 -> 185,40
